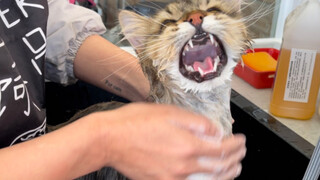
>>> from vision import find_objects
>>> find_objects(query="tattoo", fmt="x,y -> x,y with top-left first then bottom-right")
105,80 -> 122,93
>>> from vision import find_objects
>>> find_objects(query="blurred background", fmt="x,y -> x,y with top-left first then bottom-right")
95,0 -> 304,41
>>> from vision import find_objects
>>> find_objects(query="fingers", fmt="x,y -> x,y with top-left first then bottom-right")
187,144 -> 245,175
196,134 -> 246,157
180,157 -> 244,180
183,134 -> 246,179
215,164 -> 242,180
186,164 -> 242,180
165,106 -> 223,138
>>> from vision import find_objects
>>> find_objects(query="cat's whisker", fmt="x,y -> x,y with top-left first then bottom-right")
239,0 -> 256,12
148,1 -> 164,10
101,57 -> 139,81
114,37 -> 129,46
138,43 -> 176,62
95,51 -> 129,63
240,0 -> 277,25
121,67 -> 142,84
129,36 -> 175,50
122,31 -> 174,42
95,56 -> 140,69
97,57 -> 136,65
116,62 -> 143,84
241,3 -> 269,21
122,1 -> 168,28
243,2 -> 277,28
135,2 -> 162,11
122,34 -> 162,37
140,34 -> 193,60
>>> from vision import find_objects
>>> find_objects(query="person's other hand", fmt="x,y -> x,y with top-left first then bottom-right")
97,103 -> 246,180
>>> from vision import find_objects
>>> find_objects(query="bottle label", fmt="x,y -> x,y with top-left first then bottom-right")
284,48 -> 317,103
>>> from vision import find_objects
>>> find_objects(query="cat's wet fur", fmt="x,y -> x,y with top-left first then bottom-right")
119,0 -> 250,136
61,0 -> 252,179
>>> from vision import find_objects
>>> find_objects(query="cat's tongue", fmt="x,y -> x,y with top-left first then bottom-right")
193,57 -> 213,76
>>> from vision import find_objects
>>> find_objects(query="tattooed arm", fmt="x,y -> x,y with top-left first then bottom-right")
46,0 -> 149,101
73,35 -> 150,101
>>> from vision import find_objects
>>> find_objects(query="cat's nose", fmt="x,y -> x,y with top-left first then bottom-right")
187,12 -> 204,26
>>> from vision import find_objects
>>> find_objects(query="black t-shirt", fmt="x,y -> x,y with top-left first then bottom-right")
0,0 -> 48,148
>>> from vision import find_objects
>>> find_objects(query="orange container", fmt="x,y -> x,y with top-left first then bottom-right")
234,48 -> 279,89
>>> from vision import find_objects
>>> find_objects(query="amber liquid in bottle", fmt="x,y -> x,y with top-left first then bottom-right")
270,49 -> 320,119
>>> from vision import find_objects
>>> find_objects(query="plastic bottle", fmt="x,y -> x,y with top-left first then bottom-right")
270,0 -> 320,120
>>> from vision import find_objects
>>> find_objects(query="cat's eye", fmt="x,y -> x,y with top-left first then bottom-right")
160,19 -> 177,32
207,7 -> 222,13
162,19 -> 177,26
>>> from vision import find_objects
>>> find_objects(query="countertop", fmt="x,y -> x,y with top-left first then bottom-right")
232,74 -> 320,147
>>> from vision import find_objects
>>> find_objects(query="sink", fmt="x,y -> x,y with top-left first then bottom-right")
231,90 -> 313,179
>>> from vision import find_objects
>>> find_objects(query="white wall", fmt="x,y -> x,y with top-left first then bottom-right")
275,0 -> 305,38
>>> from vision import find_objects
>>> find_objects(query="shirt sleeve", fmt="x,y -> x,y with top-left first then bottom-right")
45,0 -> 107,85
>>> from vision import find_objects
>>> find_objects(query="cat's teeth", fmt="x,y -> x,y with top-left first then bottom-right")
198,67 -> 205,76
186,65 -> 194,72
188,40 -> 194,48
209,34 -> 214,45
214,41 -> 218,47
213,56 -> 220,72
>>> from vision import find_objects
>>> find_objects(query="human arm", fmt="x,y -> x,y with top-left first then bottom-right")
0,103 -> 246,180
73,34 -> 150,102
45,0 -> 149,101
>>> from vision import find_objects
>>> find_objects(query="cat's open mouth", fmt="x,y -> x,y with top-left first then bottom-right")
179,33 -> 227,83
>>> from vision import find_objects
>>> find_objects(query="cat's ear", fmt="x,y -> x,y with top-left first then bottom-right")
119,10 -> 149,50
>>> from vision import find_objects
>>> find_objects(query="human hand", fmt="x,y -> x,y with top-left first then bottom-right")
97,103 -> 246,180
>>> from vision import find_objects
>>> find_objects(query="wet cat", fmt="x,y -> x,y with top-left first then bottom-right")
76,0 -> 252,179
119,0 -> 250,136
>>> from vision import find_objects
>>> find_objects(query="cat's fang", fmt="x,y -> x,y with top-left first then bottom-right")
188,40 -> 194,48
209,34 -> 215,45
185,65 -> 195,72
213,56 -> 220,72
198,67 -> 205,76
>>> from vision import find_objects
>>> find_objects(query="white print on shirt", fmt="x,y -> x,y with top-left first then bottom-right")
0,78 -> 13,117
0,62 -> 33,117
0,1 -> 44,29
13,76 -> 30,116
0,38 -> 4,48
22,27 -> 46,75
15,0 -> 44,18
0,8 -> 21,29
10,118 -> 46,146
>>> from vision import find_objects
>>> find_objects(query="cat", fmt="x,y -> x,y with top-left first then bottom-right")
118,0 -> 250,136
75,0 -> 252,179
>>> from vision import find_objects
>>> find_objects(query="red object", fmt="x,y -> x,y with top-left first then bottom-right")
234,48 -> 280,89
